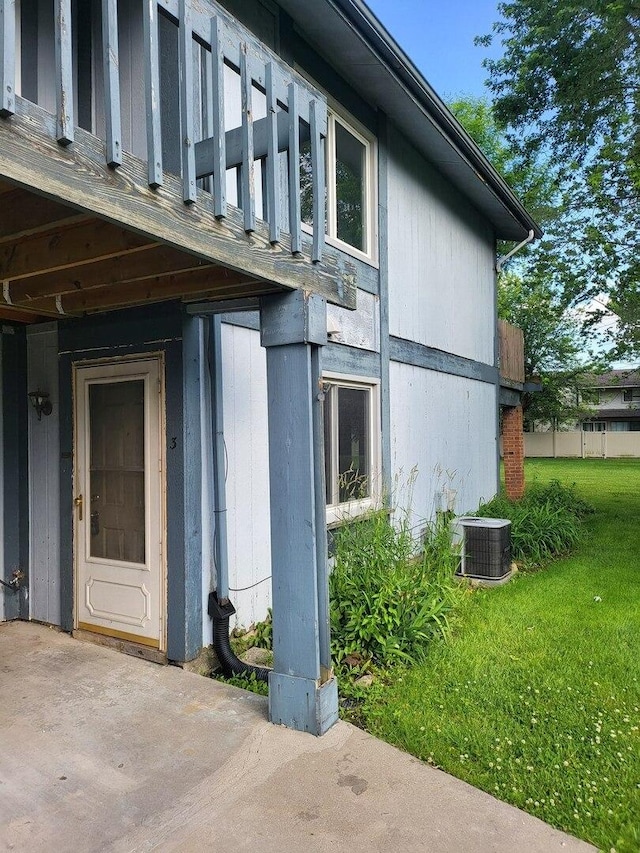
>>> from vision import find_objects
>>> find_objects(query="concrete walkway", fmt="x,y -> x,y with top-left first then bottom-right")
0,622 -> 594,852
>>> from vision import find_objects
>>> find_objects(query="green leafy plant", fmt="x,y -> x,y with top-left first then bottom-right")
476,479 -> 591,567
329,509 -> 462,668
253,608 -> 272,650
215,671 -> 269,697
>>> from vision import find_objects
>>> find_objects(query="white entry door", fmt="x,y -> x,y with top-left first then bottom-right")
74,357 -> 164,649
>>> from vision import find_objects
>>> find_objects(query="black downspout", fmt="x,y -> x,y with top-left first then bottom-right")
208,592 -> 269,683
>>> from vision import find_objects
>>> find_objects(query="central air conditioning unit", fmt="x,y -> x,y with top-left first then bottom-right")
451,517 -> 512,582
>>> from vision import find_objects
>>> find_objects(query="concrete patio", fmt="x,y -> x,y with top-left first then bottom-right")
0,621 -> 594,852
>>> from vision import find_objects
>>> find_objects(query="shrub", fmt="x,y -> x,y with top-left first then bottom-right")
329,510 -> 461,667
477,479 -> 591,566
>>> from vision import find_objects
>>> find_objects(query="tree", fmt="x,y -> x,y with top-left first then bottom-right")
450,97 -> 603,428
477,0 -> 640,359
498,272 -> 595,430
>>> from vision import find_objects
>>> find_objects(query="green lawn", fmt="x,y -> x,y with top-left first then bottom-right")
361,459 -> 640,852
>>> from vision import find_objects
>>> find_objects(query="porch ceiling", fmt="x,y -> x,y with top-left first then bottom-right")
0,180 -> 280,324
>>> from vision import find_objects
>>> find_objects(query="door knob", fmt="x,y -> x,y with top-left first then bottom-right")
74,495 -> 83,521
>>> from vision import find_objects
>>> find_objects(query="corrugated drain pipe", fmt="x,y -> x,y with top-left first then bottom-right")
207,316 -> 269,684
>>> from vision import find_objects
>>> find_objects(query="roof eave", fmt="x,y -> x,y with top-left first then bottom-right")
278,0 -> 542,242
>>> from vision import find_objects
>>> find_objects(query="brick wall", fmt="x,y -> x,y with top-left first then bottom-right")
502,405 -> 525,500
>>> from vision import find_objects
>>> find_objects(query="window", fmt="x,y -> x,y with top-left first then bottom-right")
323,376 -> 380,524
580,388 -> 600,405
623,389 -> 640,402
582,421 -> 606,432
301,109 -> 377,262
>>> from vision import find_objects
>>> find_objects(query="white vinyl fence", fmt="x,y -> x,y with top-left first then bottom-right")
523,431 -> 640,459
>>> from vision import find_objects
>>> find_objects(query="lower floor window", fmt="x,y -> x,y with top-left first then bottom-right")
323,375 -> 380,522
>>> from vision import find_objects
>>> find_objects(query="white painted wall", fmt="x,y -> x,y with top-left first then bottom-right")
387,127 -> 496,365
220,323 -> 272,629
390,362 -> 498,532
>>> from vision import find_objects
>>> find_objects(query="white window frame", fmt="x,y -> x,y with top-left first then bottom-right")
295,72 -> 379,266
323,109 -> 378,265
323,372 -> 381,527
623,388 -> 640,402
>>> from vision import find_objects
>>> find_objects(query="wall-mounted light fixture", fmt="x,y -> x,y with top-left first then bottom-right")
28,390 -> 53,421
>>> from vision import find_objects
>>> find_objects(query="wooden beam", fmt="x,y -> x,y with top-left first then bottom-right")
9,245 -> 216,301
0,220 -> 157,280
0,190 -> 88,242
22,266 -> 268,314
195,110 -> 311,179
0,305 -> 53,323
0,96 -> 357,308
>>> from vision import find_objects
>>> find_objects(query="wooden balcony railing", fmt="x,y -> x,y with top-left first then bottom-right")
498,319 -> 525,385
0,0 -> 355,312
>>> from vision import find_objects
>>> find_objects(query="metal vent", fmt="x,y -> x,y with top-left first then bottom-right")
452,517 -> 512,580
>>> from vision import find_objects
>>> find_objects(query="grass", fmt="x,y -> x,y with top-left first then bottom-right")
359,459 -> 640,852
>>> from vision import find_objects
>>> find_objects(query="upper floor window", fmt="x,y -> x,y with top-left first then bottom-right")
301,109 -> 377,263
623,389 -> 640,402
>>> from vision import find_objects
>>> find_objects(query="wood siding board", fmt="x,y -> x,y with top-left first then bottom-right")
387,127 -> 495,364
287,81 -> 301,254
390,362 -> 498,528
389,336 -> 498,386
1,97 -> 356,306
377,111 -> 392,499
54,0 -> 74,145
310,98 -> 324,263
178,0 -> 196,203
209,15 -> 226,218
2,328 -> 28,619
239,44 -> 255,232
27,324 -> 61,625
220,321 -> 271,627
0,0 -> 16,117
265,61 -> 280,244
101,0 -> 122,167
323,342 -> 380,378
143,0 -> 163,188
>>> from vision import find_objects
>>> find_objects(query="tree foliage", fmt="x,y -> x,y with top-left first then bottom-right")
476,0 -> 640,359
498,273 -> 593,429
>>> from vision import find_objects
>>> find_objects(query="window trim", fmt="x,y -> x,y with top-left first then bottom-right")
323,109 -> 378,265
623,388 -> 640,402
295,71 -> 379,266
323,372 -> 381,527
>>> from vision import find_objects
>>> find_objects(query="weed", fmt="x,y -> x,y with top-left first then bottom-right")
477,479 -> 591,567
329,509 -> 462,667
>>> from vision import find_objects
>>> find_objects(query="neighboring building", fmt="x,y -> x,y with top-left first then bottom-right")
0,0 -> 538,733
579,370 -> 640,432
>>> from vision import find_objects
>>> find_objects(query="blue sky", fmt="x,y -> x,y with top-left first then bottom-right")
366,0 -> 503,101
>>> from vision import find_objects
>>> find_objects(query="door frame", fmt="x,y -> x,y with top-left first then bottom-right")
72,353 -> 167,652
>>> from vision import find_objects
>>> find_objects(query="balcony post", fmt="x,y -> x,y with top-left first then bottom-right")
260,290 -> 338,736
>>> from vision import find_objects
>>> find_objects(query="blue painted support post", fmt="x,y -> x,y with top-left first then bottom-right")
309,99 -> 325,263
209,16 -> 226,218
54,0 -> 74,145
0,0 -> 16,117
143,0 -> 163,188
178,0 -> 196,204
239,44 -> 255,232
287,83 -> 302,254
260,291 -> 338,735
101,0 -> 122,167
209,315 -> 229,599
265,62 -> 280,244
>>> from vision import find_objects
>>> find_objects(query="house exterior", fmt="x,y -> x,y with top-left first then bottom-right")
579,370 -> 640,432
0,0 -> 538,734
